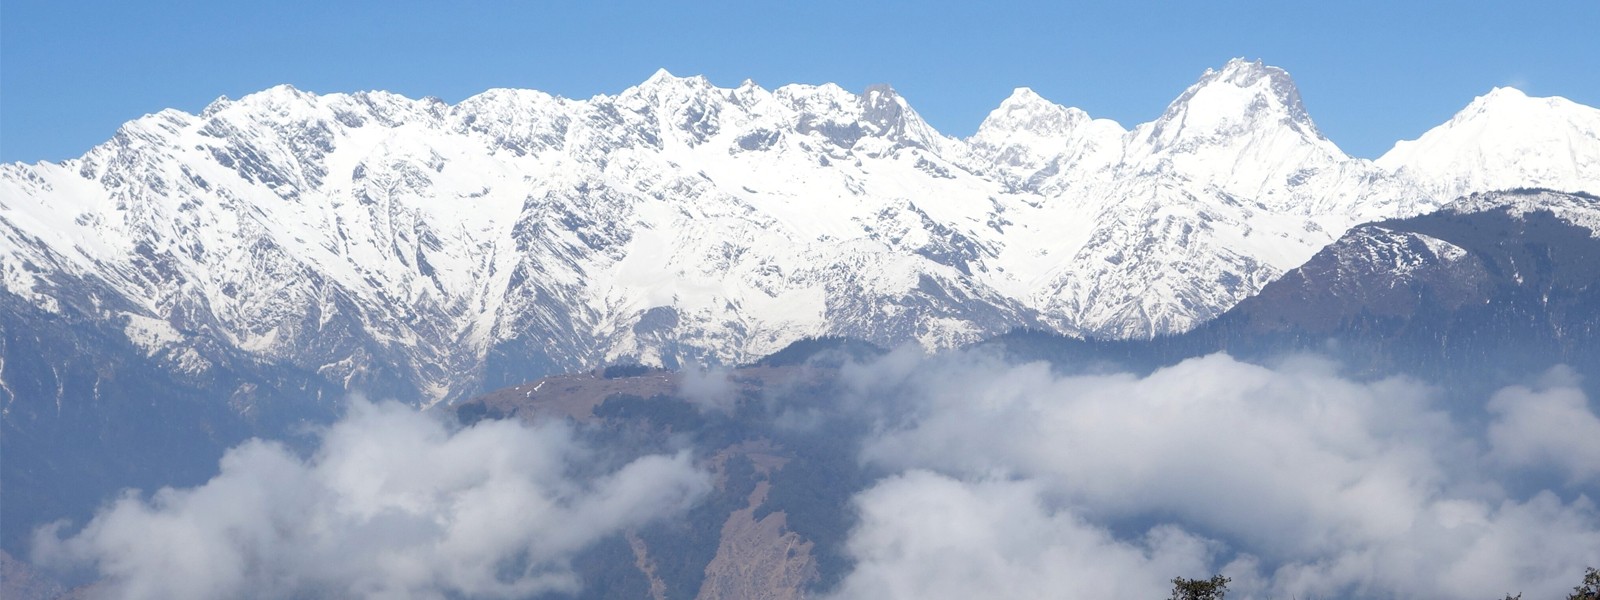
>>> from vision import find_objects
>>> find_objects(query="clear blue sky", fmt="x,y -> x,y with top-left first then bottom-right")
3,1 -> 1597,163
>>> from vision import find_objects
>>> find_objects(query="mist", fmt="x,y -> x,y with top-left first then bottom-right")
31,399 -> 711,600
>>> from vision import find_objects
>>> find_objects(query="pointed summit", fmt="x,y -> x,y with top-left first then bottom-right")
860,83 -> 907,127
1205,58 -> 1301,102
993,88 -> 1075,122
235,84 -> 316,109
1148,58 -> 1323,147
219,84 -> 323,126
201,95 -> 234,118
967,87 -> 1125,194
1002,87 -> 1047,105
619,68 -> 719,110
1481,86 -> 1529,100
1177,58 -> 1312,129
644,67 -> 677,84
858,83 -> 940,149
629,68 -> 713,95
1125,59 -> 1350,203
975,87 -> 1095,138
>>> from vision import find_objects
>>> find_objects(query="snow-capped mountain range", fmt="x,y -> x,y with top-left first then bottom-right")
3,58 -> 1597,404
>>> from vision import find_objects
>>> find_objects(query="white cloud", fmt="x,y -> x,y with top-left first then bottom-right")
829,470 -> 1214,600
1488,366 -> 1600,483
30,353 -> 1600,600
32,399 -> 711,600
678,364 -> 738,413
836,351 -> 1600,600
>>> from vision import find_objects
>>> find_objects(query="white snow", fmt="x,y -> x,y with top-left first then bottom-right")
1378,87 -> 1600,200
3,58 -> 1596,401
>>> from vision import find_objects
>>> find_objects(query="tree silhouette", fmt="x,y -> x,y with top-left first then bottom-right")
1497,566 -> 1598,600
1569,567 -> 1600,600
1169,575 -> 1229,600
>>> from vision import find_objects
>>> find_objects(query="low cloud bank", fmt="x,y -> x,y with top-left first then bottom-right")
33,399 -> 711,600
28,350 -> 1600,599
835,470 -> 1213,600
830,351 -> 1600,600
1488,366 -> 1600,484
678,364 -> 738,413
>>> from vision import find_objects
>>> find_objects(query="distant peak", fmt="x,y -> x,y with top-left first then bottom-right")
971,86 -> 1116,143
1212,58 -> 1279,80
1198,58 -> 1301,105
1484,86 -> 1530,99
201,95 -> 233,118
982,88 -> 1070,123
1000,87 -> 1048,107
863,83 -> 902,106
259,83 -> 311,99
1464,86 -> 1535,111
644,67 -> 677,84
631,68 -> 714,95
1445,86 -> 1581,126
854,83 -> 937,148
619,69 -> 718,107
861,83 -> 913,125
1152,58 -> 1322,141
233,84 -> 316,110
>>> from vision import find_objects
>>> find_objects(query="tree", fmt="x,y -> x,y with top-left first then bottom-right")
1498,566 -> 1598,600
1570,567 -> 1600,600
1169,575 -> 1229,600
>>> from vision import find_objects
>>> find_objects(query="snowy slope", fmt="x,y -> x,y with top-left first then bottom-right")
1378,87 -> 1600,201
964,59 -> 1437,337
2,59 -> 1596,404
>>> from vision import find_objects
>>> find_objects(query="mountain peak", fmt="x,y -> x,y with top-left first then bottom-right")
862,83 -> 902,108
1210,58 -> 1287,84
1006,86 -> 1043,99
1449,86 -> 1575,124
1190,58 -> 1310,126
201,95 -> 234,117
1191,59 -> 1299,104
250,83 -> 312,100
210,84 -> 321,125
998,87 -> 1053,110
857,83 -> 939,148
1481,86 -> 1530,101
232,84 -> 319,112
644,67 -> 678,84
1377,88 -> 1600,198
974,87 -> 1099,140
1142,58 -> 1326,152
1454,87 -> 1536,116
632,68 -> 713,93
616,69 -> 720,116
